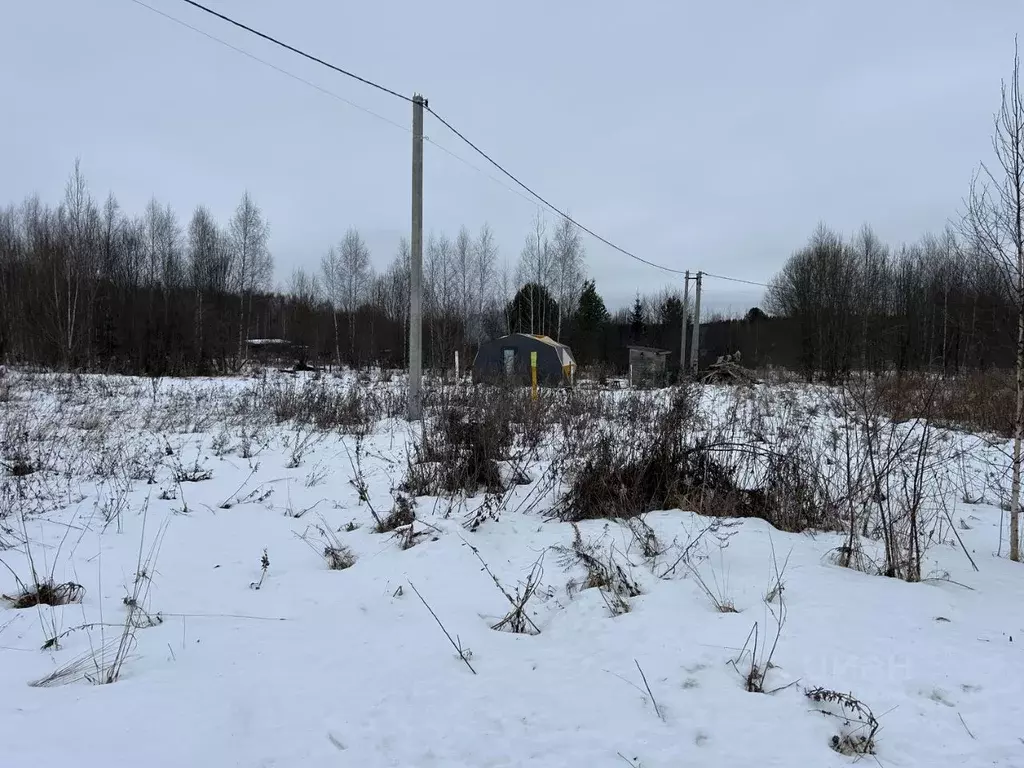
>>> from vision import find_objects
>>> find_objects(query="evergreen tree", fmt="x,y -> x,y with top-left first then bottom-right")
573,279 -> 608,364
659,294 -> 684,327
506,283 -> 559,338
629,293 -> 647,342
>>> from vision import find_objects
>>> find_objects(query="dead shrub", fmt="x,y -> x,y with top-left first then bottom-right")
834,377 -> 957,582
3,578 -> 84,609
403,402 -> 514,497
554,524 -> 641,616
249,378 -> 379,434
805,687 -> 879,756
299,517 -> 356,570
875,370 -> 1012,437
465,540 -> 545,635
376,493 -> 416,533
3,455 -> 37,477
172,456 -> 213,483
554,390 -> 840,533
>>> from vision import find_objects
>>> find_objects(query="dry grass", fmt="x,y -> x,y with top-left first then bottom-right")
874,370 -> 1013,437
299,517 -> 356,570
375,493 -> 416,534
805,687 -> 879,756
2,577 -> 84,609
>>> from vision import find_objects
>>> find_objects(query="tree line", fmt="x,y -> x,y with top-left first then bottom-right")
0,162 -> 703,376
765,222 -> 1017,382
6,160 -> 1020,381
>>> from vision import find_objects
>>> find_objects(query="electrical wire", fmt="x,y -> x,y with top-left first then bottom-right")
152,0 -> 763,286
166,0 -> 687,274
704,272 -> 770,286
129,0 -> 539,208
128,0 -> 409,134
177,0 -> 412,103
425,107 -> 688,275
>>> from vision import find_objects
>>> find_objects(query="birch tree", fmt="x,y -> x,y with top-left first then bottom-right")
517,211 -> 554,334
320,245 -> 343,367
474,223 -> 498,342
229,191 -> 272,363
54,160 -> 98,366
426,232 -> 457,368
455,225 -> 475,352
551,216 -> 585,340
381,238 -> 411,364
963,40 -> 1024,562
321,228 -> 371,366
188,205 -> 230,356
338,228 -> 371,365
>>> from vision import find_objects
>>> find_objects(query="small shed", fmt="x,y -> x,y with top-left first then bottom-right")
628,345 -> 672,383
473,333 -> 577,387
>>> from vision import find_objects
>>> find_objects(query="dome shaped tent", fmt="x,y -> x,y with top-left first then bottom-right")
472,333 -> 577,387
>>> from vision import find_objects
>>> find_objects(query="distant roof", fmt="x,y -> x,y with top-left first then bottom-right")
526,333 -> 569,350
627,345 -> 672,355
492,332 -> 572,351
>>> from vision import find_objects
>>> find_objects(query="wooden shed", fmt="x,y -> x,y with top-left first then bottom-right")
627,345 -> 672,384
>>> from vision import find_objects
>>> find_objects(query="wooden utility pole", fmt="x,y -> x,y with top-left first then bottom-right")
689,271 -> 702,375
680,270 -> 690,375
408,94 -> 425,420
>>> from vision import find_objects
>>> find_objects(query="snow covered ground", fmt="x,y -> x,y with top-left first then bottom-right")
0,370 -> 1021,767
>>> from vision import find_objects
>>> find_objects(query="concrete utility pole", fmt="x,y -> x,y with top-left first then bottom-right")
689,271 -> 702,375
680,270 -> 690,375
408,93 -> 425,420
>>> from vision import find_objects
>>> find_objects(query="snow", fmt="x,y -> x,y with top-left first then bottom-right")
1,371 -> 1022,767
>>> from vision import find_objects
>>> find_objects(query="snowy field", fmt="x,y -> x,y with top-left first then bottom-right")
0,369 -> 1021,768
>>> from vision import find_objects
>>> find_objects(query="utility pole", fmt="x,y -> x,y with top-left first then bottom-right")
689,271 -> 702,375
680,270 -> 690,376
408,93 -> 425,420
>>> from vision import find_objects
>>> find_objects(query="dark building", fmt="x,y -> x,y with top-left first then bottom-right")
627,345 -> 672,384
472,333 -> 577,386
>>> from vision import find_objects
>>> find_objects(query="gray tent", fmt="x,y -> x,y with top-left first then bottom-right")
472,333 -> 577,386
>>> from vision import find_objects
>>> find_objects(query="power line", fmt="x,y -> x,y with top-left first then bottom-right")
129,0 -> 541,209
425,107 -> 688,275
128,0 -> 409,134
164,0 -> 687,275
177,0 -> 412,103
702,272 -> 770,288
161,0 -> 761,284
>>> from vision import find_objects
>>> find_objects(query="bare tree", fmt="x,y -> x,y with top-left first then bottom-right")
158,203 -> 183,291
188,205 -> 231,358
963,39 -> 1024,561
381,238 -> 411,365
455,225 -> 475,358
188,206 -> 230,294
425,232 -> 458,369
229,191 -> 272,364
100,193 -> 122,282
143,197 -> 163,288
473,223 -> 498,343
54,160 -> 98,366
321,228 -> 371,366
551,216 -> 585,341
320,245 -> 343,367
287,266 -> 320,305
517,211 -> 554,334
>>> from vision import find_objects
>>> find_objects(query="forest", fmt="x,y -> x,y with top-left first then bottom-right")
0,160 -> 1017,380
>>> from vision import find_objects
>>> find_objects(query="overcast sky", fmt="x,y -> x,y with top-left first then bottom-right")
2,0 -> 1019,313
